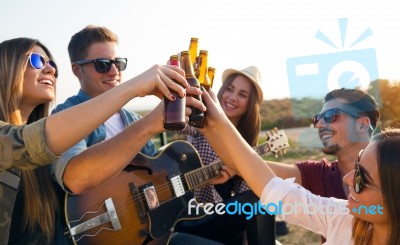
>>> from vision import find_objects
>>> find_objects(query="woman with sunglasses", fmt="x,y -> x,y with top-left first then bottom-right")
0,37 -> 190,245
201,88 -> 399,245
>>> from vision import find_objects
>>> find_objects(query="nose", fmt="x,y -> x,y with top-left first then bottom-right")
42,62 -> 57,77
229,91 -> 240,101
108,63 -> 119,75
343,169 -> 355,188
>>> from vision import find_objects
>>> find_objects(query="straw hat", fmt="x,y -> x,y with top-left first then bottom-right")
221,66 -> 263,104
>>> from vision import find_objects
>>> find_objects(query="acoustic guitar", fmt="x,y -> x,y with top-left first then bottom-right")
64,128 -> 289,245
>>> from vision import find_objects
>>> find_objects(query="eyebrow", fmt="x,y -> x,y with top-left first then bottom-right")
228,84 -> 250,94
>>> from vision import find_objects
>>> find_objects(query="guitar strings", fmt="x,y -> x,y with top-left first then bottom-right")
110,135 -> 287,210
110,143 -> 286,212
109,165 -> 223,213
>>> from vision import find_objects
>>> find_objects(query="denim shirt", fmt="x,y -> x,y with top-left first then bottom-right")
51,90 -> 155,192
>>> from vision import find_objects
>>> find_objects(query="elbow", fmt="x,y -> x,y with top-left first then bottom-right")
65,181 -> 86,195
63,169 -> 89,195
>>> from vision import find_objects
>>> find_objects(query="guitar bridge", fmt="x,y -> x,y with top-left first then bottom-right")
69,198 -> 121,238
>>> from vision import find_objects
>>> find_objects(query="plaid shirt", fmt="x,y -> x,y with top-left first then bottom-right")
184,127 -> 250,203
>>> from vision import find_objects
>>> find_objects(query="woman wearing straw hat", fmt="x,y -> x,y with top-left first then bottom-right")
177,66 -> 266,244
194,66 -> 263,204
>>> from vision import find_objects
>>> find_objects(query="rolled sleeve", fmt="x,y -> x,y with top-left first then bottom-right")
23,118 -> 59,165
51,140 -> 87,193
0,118 -> 58,170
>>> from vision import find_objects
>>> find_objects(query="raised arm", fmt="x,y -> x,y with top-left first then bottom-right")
45,64 -> 188,155
201,89 -> 276,196
0,64 -> 188,171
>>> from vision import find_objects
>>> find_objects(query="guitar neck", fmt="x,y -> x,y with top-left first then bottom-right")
184,142 -> 272,190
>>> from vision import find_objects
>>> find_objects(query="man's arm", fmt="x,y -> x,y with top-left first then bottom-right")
202,127 -> 303,185
62,104 -> 164,194
45,64 -> 188,156
265,161 -> 302,184
61,89 -> 206,195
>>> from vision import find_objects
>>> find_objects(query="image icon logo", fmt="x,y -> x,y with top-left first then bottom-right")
286,18 -> 379,100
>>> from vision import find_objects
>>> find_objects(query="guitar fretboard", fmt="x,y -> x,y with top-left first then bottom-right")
184,142 -> 271,190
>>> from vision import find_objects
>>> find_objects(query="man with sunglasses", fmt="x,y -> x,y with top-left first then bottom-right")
263,88 -> 380,199
50,25 -> 222,245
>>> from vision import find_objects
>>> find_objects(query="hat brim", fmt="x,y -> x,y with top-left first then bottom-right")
222,68 -> 263,104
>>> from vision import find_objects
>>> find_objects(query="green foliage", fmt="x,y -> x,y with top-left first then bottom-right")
260,79 -> 400,130
368,79 -> 400,126
260,97 -> 322,130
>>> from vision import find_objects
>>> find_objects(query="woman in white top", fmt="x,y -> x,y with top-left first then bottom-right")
201,88 -> 398,245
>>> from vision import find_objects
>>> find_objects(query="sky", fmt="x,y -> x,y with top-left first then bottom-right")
1,0 -> 400,111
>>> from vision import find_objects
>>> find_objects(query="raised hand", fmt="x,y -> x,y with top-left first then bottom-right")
127,64 -> 189,100
200,88 -> 228,130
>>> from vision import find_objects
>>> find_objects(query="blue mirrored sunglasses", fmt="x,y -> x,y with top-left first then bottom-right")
29,53 -> 58,78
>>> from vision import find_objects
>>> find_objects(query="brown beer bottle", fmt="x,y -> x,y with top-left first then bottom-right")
162,55 -> 186,130
197,50 -> 212,91
207,67 -> 216,89
180,51 -> 206,128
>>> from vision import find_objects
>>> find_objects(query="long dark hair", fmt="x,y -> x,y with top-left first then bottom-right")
0,37 -> 59,244
217,74 -> 261,146
352,128 -> 400,245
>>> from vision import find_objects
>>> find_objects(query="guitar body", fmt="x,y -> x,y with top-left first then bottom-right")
65,141 -> 206,245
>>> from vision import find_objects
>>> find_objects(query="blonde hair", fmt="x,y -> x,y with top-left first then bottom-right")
0,37 -> 59,244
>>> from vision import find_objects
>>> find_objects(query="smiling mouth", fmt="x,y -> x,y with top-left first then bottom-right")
224,102 -> 237,110
320,133 -> 333,140
103,79 -> 119,85
39,79 -> 53,86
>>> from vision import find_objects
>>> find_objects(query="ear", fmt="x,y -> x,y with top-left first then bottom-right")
357,117 -> 372,133
72,63 -> 83,79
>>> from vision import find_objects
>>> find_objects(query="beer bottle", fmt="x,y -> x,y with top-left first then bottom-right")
180,51 -> 206,128
197,50 -> 212,91
207,67 -> 216,89
162,55 -> 186,130
189,37 -> 199,73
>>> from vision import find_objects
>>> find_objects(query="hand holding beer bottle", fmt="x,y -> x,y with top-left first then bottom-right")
180,51 -> 206,128
162,55 -> 186,130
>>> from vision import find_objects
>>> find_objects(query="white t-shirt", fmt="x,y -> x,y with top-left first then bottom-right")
261,177 -> 354,245
104,113 -> 125,139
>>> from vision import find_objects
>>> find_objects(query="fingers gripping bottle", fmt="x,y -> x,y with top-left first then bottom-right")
162,55 -> 186,130
180,51 -> 206,128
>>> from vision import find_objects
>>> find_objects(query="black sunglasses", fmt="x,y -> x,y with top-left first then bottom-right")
354,149 -> 381,194
29,53 -> 58,78
312,108 -> 359,127
75,58 -> 128,73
